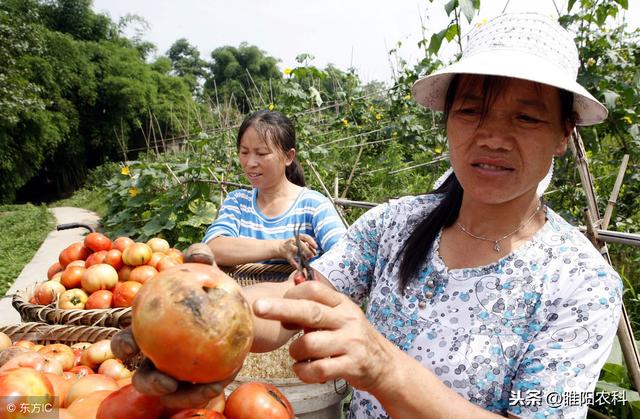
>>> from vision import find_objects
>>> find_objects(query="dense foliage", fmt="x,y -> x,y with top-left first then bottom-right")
3,0 -> 640,413
0,0 -> 195,202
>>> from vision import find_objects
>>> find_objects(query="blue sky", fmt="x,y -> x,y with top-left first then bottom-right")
92,0 -> 639,84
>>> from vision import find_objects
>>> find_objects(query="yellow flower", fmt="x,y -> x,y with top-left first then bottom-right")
341,118 -> 349,127
403,94 -> 412,100
476,18 -> 488,28
375,113 -> 382,120
128,187 -> 138,198
268,103 -> 275,111
120,166 -> 130,176
623,116 -> 633,124
586,58 -> 596,67
283,68 -> 292,75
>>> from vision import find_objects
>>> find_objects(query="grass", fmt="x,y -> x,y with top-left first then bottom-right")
0,204 -> 55,297
51,186 -> 107,218
0,185 -> 105,298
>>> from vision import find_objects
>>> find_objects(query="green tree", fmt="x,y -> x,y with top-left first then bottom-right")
167,38 -> 207,96
39,0 -> 114,41
204,42 -> 282,111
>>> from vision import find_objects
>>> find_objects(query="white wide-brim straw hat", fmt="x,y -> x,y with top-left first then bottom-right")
411,12 -> 608,126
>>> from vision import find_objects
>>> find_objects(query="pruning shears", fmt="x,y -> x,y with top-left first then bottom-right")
293,224 -> 315,285
293,224 -> 315,334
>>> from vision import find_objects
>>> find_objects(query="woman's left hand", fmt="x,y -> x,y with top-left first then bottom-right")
252,281 -> 394,393
279,234 -> 317,267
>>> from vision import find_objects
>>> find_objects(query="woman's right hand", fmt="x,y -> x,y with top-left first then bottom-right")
111,327 -> 234,409
110,243 -> 235,409
279,234 -> 317,267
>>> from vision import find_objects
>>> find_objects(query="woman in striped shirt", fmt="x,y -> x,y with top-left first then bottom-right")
203,110 -> 346,267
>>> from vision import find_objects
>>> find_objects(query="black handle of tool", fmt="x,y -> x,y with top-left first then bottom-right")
56,223 -> 95,233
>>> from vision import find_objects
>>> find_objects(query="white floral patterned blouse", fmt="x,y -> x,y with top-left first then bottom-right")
311,194 -> 622,419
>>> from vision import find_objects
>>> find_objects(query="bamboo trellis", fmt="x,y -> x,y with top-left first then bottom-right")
569,130 -> 640,393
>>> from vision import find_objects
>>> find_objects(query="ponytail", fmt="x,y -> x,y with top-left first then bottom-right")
286,159 -> 306,187
398,173 -> 463,293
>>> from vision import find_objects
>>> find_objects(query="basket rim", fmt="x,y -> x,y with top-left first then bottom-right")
0,321 -> 122,343
12,284 -> 132,328
221,262 -> 295,275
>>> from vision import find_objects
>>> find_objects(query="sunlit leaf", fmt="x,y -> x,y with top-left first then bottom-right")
614,0 -> 628,9
444,0 -> 458,16
459,0 -> 476,23
602,90 -> 619,108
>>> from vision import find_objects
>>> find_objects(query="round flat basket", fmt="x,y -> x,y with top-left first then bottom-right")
0,322 -> 121,346
221,263 -> 294,287
12,284 -> 131,329
0,322 -> 141,370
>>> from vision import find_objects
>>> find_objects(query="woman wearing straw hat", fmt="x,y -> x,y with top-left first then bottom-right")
114,12 -> 621,419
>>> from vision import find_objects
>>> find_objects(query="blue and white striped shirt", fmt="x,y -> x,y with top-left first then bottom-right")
203,188 -> 346,263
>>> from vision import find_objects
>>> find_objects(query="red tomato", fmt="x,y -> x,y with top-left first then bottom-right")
0,368 -> 54,418
170,409 -> 225,418
59,242 -> 91,268
47,262 -> 64,280
113,236 -> 135,252
43,372 -> 72,407
156,256 -> 179,271
85,290 -> 114,309
34,280 -> 66,305
113,281 -> 142,307
84,232 -> 113,252
85,250 -> 108,268
224,382 -> 294,419
118,265 -> 134,282
65,374 -> 118,407
60,266 -> 86,289
81,263 -> 119,293
96,384 -> 163,419
66,389 -> 113,417
128,265 -> 158,284
104,249 -> 124,271
68,365 -> 94,378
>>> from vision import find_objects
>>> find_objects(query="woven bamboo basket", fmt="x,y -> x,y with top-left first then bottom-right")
0,322 -> 121,346
12,284 -> 132,329
0,322 -> 141,370
222,262 -> 294,287
12,263 -> 293,328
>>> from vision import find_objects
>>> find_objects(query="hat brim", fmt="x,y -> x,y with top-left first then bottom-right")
411,49 -> 607,126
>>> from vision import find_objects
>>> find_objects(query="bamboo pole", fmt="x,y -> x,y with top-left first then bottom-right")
304,158 -> 349,228
341,137 -> 367,198
601,155 -> 629,230
570,130 -> 640,393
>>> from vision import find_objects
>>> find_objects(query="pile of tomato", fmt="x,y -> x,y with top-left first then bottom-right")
0,331 -> 294,418
32,233 -> 184,310
3,233 -> 298,418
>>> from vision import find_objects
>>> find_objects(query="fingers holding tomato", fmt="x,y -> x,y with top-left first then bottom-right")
253,280 -> 392,392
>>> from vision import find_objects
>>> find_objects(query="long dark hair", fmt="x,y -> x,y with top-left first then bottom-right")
397,74 -> 576,292
237,110 -> 306,186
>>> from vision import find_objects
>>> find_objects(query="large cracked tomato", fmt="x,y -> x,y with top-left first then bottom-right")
224,382 -> 294,419
131,263 -> 253,383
